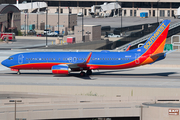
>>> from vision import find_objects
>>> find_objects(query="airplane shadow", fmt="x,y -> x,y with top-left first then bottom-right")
66,69 -> 135,80
93,72 -> 177,77
3,70 -> 178,80
71,72 -> 177,80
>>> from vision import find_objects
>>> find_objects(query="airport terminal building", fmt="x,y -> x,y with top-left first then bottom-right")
0,4 -> 20,32
45,0 -> 180,18
1,0 -> 180,17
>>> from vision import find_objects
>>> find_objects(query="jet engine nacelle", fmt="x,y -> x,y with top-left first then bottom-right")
52,65 -> 70,74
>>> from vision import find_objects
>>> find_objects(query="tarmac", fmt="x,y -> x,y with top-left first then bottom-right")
0,16 -> 180,120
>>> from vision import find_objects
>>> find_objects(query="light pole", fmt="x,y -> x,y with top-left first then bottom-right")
121,8 -> 122,36
68,6 -> 70,35
27,13 -> 28,35
58,2 -> 60,36
31,0 -> 32,12
46,8 -> 48,47
9,100 -> 22,120
82,8 -> 84,42
25,12 -> 26,36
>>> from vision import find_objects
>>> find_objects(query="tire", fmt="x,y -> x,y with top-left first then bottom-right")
17,71 -> 21,75
86,70 -> 92,75
80,72 -> 85,77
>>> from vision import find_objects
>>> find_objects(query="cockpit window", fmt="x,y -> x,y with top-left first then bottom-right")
8,57 -> 13,60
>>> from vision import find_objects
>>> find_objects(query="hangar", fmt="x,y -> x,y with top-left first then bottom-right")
0,4 -> 20,33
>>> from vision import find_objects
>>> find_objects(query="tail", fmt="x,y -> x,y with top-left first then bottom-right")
140,20 -> 171,55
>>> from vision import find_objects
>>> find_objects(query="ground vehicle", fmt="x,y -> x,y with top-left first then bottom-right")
47,32 -> 58,36
1,20 -> 171,76
28,30 -> 36,35
77,12 -> 83,17
0,33 -> 15,41
37,34 -> 44,37
108,33 -> 120,38
175,7 -> 180,18
44,29 -> 51,35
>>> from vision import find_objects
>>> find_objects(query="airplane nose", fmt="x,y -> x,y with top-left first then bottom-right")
1,60 -> 7,67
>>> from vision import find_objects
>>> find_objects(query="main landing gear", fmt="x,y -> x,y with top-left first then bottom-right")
80,70 -> 92,77
86,70 -> 92,75
80,71 -> 86,77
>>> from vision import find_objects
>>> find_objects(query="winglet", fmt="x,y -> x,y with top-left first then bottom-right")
83,52 -> 92,63
125,44 -> 131,51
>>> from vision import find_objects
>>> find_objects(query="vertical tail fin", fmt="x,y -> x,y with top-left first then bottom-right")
140,20 -> 171,55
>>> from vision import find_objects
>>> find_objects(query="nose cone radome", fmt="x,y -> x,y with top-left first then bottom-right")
1,59 -> 7,67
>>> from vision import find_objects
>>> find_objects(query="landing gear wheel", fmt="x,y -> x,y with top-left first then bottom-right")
86,70 -> 92,75
17,71 -> 21,75
80,72 -> 85,77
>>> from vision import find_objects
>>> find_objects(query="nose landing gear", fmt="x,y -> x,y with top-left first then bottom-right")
17,70 -> 21,75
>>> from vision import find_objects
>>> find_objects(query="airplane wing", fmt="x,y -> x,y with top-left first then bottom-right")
68,52 -> 92,69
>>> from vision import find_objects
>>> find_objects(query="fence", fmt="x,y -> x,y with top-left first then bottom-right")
115,21 -> 180,51
171,35 -> 180,50
98,22 -> 159,50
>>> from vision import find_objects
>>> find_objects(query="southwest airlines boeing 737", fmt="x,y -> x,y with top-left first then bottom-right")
1,20 -> 171,76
